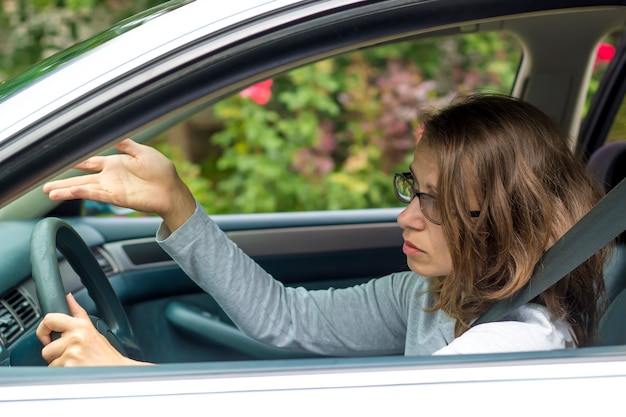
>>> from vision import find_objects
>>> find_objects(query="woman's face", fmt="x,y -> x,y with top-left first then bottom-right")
396,140 -> 453,278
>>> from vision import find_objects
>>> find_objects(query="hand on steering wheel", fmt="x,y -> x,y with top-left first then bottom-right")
31,217 -> 145,366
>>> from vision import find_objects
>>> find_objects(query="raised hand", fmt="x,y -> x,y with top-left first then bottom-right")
43,138 -> 196,231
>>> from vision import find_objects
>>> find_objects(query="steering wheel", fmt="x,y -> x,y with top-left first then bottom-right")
30,217 -> 143,361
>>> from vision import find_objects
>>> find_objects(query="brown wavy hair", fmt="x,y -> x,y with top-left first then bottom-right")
421,94 -> 607,346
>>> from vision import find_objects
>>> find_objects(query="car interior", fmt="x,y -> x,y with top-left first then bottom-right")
1,1 -> 626,373
587,141 -> 626,346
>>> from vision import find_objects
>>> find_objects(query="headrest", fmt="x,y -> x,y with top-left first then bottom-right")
588,141 -> 626,192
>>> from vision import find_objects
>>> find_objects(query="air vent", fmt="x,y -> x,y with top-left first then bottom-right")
0,288 -> 40,346
0,303 -> 20,345
91,247 -> 116,275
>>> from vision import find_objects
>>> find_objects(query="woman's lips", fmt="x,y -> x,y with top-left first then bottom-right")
402,240 -> 425,256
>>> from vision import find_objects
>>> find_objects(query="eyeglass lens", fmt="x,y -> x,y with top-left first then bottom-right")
394,173 -> 441,224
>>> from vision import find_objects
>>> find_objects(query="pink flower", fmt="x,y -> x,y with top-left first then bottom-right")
594,43 -> 616,70
239,79 -> 273,105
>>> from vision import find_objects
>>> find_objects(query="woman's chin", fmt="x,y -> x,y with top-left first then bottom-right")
406,258 -> 450,279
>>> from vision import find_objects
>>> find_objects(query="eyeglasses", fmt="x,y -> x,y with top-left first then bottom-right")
394,172 -> 443,224
393,172 -> 480,225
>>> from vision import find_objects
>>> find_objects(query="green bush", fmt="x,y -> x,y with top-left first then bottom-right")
160,34 -> 521,214
0,0 -> 167,80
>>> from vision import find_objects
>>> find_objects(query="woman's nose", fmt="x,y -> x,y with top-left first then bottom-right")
397,197 -> 427,230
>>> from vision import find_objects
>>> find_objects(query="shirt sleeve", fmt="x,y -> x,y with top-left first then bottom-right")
157,202 -> 409,357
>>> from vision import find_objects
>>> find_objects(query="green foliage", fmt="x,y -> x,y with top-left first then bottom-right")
173,34 -> 521,214
0,0 -> 168,80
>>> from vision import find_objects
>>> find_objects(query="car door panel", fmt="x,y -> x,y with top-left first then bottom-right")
69,209 -> 405,363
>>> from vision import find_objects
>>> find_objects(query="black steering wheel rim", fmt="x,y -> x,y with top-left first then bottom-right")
30,217 -> 143,361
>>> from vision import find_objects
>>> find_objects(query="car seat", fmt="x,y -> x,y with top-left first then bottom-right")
586,141 -> 626,346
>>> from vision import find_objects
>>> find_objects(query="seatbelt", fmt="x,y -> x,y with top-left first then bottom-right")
472,176 -> 626,326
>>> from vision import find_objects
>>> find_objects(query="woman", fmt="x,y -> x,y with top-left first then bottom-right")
36,94 -> 607,366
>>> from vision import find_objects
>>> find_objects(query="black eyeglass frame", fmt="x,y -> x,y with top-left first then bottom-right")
393,172 -> 480,225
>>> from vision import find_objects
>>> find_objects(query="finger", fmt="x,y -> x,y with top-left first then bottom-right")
66,293 -> 90,320
46,185 -> 104,202
41,339 -> 67,366
73,155 -> 108,172
43,173 -> 100,195
55,184 -> 120,204
116,138 -> 144,158
36,316 -> 53,346
36,312 -> 73,345
46,187 -> 82,201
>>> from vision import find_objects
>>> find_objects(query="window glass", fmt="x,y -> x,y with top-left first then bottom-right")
149,32 -> 521,215
606,99 -> 626,144
585,34 -> 623,144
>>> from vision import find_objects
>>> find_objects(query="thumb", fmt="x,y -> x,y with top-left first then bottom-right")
66,293 -> 89,320
115,138 -> 143,157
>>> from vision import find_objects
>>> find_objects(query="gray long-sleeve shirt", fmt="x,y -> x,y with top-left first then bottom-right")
157,203 -> 574,356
